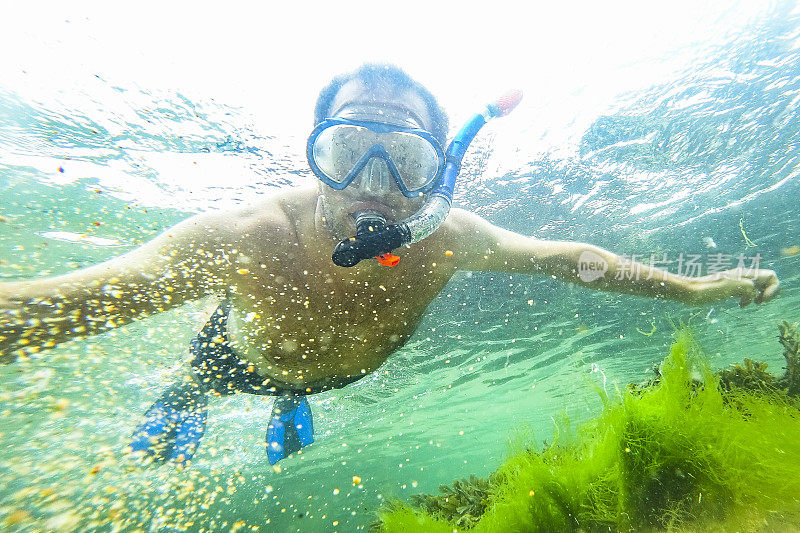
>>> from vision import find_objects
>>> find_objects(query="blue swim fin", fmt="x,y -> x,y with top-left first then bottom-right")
128,380 -> 208,466
266,393 -> 314,465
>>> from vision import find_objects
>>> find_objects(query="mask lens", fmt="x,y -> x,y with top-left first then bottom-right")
382,132 -> 441,191
312,125 -> 374,184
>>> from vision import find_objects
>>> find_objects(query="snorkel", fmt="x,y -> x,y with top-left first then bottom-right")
331,89 -> 523,268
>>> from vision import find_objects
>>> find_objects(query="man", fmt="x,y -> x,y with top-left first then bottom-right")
0,64 -> 780,466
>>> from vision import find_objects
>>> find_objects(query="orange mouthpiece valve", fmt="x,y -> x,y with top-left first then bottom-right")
376,253 -> 400,267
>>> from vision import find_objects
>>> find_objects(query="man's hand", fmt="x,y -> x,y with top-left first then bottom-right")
696,268 -> 780,307
731,268 -> 780,307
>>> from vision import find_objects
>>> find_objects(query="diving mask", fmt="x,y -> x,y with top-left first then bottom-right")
306,117 -> 446,198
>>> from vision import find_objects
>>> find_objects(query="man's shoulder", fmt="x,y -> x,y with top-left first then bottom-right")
441,208 -> 495,237
445,207 -> 483,223
432,208 -> 521,268
205,186 -> 317,234
418,208 -> 494,257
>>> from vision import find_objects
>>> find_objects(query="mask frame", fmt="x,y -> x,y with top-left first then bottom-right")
307,118 -> 446,198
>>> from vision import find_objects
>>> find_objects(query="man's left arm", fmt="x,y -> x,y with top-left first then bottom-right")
448,210 -> 779,307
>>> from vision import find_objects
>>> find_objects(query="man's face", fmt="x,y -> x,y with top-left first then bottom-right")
316,80 -> 434,237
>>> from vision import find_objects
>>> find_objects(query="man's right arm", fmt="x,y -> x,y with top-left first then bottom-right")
0,213 -> 230,363
447,209 -> 779,307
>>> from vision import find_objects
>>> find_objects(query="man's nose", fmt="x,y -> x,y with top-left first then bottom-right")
353,159 -> 393,194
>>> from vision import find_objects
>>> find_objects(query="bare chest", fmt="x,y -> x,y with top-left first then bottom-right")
223,257 -> 453,385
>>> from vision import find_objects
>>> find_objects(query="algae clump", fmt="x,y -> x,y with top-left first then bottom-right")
374,326 -> 800,532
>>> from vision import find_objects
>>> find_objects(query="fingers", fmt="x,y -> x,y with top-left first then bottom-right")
750,271 -> 780,305
755,274 -> 780,304
738,270 -> 780,307
739,287 -> 754,308
761,281 -> 780,302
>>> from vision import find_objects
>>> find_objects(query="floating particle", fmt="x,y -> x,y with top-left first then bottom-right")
352,476 -> 361,485
53,398 -> 70,411
38,231 -> 121,246
445,250 -> 453,257
781,245 -> 800,256
5,510 -> 31,525
58,167 -> 64,173
332,488 -> 340,495
44,511 -> 80,531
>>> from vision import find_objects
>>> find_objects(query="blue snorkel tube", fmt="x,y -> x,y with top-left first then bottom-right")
332,89 -> 523,268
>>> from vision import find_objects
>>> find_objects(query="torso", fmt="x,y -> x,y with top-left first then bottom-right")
217,188 -> 459,389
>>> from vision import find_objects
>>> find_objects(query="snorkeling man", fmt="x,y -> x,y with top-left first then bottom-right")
0,64 -> 780,466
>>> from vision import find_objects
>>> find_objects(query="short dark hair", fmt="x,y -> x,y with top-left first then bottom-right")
314,63 -> 449,145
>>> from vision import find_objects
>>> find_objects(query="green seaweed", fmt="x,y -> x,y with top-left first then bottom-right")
717,358 -> 778,393
409,475 -> 494,529
716,320 -> 800,399
778,320 -> 800,396
375,325 -> 800,532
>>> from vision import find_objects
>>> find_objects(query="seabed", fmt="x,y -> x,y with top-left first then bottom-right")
374,322 -> 800,532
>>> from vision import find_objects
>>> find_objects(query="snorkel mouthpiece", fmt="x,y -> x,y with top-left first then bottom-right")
331,90 -> 523,268
332,211 -> 409,268
354,210 -> 387,234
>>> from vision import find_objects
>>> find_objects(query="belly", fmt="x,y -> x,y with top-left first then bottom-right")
225,305 -> 414,387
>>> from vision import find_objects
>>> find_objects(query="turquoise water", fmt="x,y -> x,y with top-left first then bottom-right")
2,2 -> 800,531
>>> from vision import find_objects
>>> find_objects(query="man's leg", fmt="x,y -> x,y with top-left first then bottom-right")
128,305 -> 234,466
266,392 -> 314,465
264,374 -> 374,464
128,370 -> 208,466
130,304 -> 323,466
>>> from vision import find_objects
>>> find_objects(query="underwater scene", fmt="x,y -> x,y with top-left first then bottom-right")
2,1 -> 800,531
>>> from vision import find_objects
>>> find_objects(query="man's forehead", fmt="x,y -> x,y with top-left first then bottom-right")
329,80 -> 431,129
